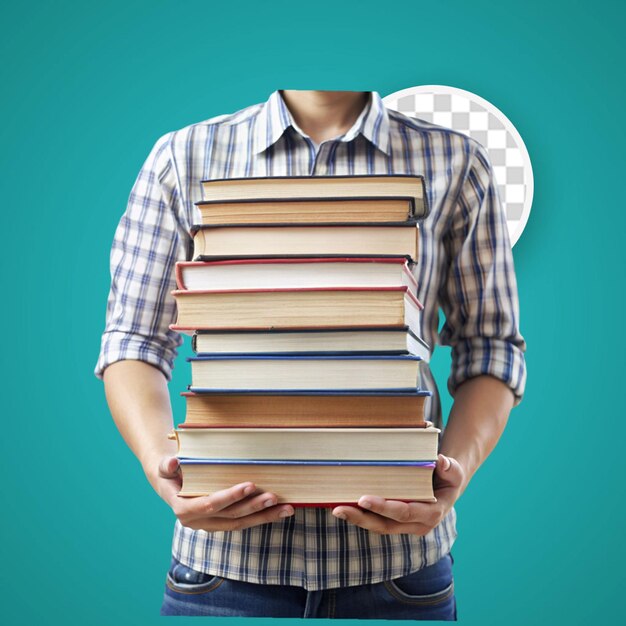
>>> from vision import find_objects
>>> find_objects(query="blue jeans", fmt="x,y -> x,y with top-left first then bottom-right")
161,553 -> 456,619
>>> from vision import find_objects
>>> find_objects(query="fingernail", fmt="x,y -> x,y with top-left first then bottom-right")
263,498 -> 276,508
359,499 -> 372,509
334,511 -> 347,520
243,484 -> 255,496
279,507 -> 294,518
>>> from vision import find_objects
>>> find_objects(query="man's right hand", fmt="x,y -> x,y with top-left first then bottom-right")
148,456 -> 295,532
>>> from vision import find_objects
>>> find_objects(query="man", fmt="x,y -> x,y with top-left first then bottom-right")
96,90 -> 526,619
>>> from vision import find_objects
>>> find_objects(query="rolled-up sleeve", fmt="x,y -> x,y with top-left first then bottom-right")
94,133 -> 190,381
438,141 -> 527,404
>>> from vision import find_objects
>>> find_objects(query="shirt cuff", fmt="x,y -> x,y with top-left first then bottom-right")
448,337 -> 527,405
94,331 -> 181,381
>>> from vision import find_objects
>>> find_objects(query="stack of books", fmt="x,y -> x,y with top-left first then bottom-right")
169,175 -> 439,505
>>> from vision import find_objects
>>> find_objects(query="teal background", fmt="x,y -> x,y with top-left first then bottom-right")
1,0 -> 623,623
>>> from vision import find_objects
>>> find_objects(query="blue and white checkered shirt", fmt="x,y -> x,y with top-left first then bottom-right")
95,90 -> 526,590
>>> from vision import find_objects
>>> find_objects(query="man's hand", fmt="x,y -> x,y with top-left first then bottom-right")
147,455 -> 295,532
331,454 -> 464,535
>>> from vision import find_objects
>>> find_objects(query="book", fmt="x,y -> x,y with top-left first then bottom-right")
190,223 -> 419,260
175,258 -> 418,295
187,355 -> 423,392
197,199 -> 416,225
192,327 -> 431,361
172,426 -> 439,461
171,286 -> 423,332
177,459 -> 437,503
198,175 -> 428,220
180,390 -> 431,428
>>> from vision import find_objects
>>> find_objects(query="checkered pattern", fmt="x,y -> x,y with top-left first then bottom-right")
383,87 -> 532,246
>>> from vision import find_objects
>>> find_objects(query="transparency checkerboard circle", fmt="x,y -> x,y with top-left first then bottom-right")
383,86 -> 533,247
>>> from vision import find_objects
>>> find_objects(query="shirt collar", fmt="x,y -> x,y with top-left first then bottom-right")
253,90 -> 390,156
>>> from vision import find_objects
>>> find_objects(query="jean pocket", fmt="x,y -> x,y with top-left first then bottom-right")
383,555 -> 454,606
384,578 -> 454,606
165,559 -> 225,595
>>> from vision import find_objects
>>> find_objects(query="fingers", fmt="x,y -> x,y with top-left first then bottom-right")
175,484 -> 295,530
156,450 -> 294,532
190,504 -> 295,532
215,491 -> 283,520
173,482 -> 294,525
199,481 -> 259,514
329,455 -> 466,535
331,504 -> 431,535
174,482 -> 256,521
356,496 -> 439,525
155,457 -> 295,531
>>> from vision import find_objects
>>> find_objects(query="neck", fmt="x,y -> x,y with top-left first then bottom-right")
280,90 -> 370,144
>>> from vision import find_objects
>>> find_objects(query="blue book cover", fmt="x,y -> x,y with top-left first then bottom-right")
183,389 -> 431,397
187,354 -> 423,362
178,459 -> 436,467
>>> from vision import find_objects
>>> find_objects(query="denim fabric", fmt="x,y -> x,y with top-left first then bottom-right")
161,553 -> 456,620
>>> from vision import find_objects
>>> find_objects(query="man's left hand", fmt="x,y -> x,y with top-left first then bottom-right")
331,454 -> 465,535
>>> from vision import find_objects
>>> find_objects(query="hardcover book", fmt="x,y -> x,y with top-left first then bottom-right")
172,426 -> 439,461
192,327 -> 430,361
177,459 -> 437,504
196,199 -> 418,225
180,390 -> 431,428
190,223 -> 419,260
198,175 -> 428,220
187,354 -> 423,392
175,257 -> 418,294
171,286 -> 423,331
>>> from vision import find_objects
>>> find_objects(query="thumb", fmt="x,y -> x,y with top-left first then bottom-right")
435,454 -> 464,485
158,456 -> 181,478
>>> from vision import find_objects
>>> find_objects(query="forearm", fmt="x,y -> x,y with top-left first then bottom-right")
439,375 -> 515,493
103,360 -> 177,470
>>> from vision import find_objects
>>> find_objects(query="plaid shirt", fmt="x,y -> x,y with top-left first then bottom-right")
95,90 -> 526,590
